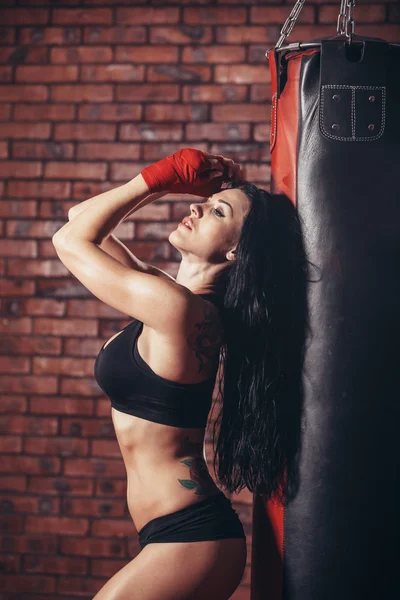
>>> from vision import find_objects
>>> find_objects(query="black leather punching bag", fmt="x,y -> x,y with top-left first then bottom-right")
251,34 -> 400,600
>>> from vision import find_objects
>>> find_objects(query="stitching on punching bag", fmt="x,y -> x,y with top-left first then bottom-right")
319,84 -> 386,142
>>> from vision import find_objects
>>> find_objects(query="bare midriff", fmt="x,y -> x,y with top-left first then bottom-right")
111,408 -> 222,533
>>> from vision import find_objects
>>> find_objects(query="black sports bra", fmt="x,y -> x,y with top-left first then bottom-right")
94,293 -> 224,429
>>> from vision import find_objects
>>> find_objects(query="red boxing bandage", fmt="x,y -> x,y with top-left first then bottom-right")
140,148 -> 229,197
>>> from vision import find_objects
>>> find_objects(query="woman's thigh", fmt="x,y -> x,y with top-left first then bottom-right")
92,537 -> 247,600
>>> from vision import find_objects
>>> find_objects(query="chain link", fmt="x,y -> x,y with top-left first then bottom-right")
275,0 -> 356,50
275,0 -> 306,50
337,0 -> 356,42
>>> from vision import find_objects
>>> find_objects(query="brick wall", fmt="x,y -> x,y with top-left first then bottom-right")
0,1 -> 398,598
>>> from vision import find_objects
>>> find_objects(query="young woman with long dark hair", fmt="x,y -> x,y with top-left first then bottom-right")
52,149 -> 308,599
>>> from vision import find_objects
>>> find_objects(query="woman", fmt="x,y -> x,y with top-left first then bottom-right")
53,149 -> 308,599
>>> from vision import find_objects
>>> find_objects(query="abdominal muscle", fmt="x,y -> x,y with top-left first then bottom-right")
111,408 -> 222,533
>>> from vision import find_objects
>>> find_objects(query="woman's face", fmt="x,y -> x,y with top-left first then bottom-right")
169,188 -> 251,263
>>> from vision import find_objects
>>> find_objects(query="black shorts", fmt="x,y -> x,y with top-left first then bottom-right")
137,491 -> 246,549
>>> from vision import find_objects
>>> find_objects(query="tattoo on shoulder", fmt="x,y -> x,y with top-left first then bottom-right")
186,306 -> 224,374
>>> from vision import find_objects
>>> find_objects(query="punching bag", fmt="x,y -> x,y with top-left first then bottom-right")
251,7 -> 400,600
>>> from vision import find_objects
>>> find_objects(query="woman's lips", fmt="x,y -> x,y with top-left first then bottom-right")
179,222 -> 192,230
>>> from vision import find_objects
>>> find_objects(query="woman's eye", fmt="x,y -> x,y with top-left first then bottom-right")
213,208 -> 223,217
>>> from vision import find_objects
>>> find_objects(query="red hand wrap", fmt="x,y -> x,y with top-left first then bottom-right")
140,148 -> 229,197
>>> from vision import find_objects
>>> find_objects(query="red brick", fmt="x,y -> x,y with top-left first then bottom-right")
251,84 -> 273,103
62,497 -> 126,518
0,65 -> 12,82
8,257 -> 66,277
215,65 -> 271,84
213,104 -> 269,123
319,5 -> 385,23
0,475 -> 27,493
0,396 -> 27,413
51,46 -> 113,64
64,458 -> 126,478
115,46 -> 178,63
119,123 -> 182,142
77,143 -> 140,161
81,64 -> 145,82
14,104 -> 75,121
51,84 -> 113,102
182,45 -> 246,64
116,83 -> 179,103
0,161 -> 42,178
61,417 -> 114,438
0,574 -> 56,594
30,397 -> 94,416
0,515 -> 24,535
216,26 -> 279,44
144,104 -> 207,122
53,9 -> 112,26
16,65 -> 78,83
150,27 -> 212,45
6,215 -> 61,239
186,122 -> 251,141
116,7 -> 179,25
26,516 -> 89,536
1,535 -> 58,555
0,436 -> 22,453
6,180 -> 71,198
91,518 -> 135,538
24,436 -> 89,457
0,456 -> 60,475
0,123 -> 51,140
0,494 -> 59,515
0,85 -> 48,102
19,26 -> 81,46
29,476 -> 94,496
0,27 -> 16,44
11,141 -> 74,160
0,354 -> 30,373
95,478 -> 127,498
61,536 -> 125,557
0,104 -> 11,120
184,84 -> 247,103
83,26 -> 146,45
0,140 -> 8,159
78,103 -> 142,121
24,554 -> 88,575
251,6 -> 315,24
45,161 -> 107,180
0,553 -> 20,573
0,279 -> 35,297
0,415 -> 57,435
1,9 -> 49,26
389,5 -> 400,22
54,122 -> 116,141
184,7 -> 247,24
147,64 -> 211,83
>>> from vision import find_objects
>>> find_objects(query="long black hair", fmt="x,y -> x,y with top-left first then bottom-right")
210,182 -> 312,504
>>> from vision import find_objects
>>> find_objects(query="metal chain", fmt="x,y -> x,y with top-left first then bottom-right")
275,0 -> 306,50
337,0 -> 356,42
274,0 -> 356,50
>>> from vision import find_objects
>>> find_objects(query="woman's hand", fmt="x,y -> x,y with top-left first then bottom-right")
140,148 -> 246,197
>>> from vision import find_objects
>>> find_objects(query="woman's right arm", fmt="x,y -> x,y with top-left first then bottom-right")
67,192 -> 175,280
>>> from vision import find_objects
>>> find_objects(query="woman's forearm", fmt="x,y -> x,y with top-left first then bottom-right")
68,185 -> 166,221
55,174 -> 166,244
